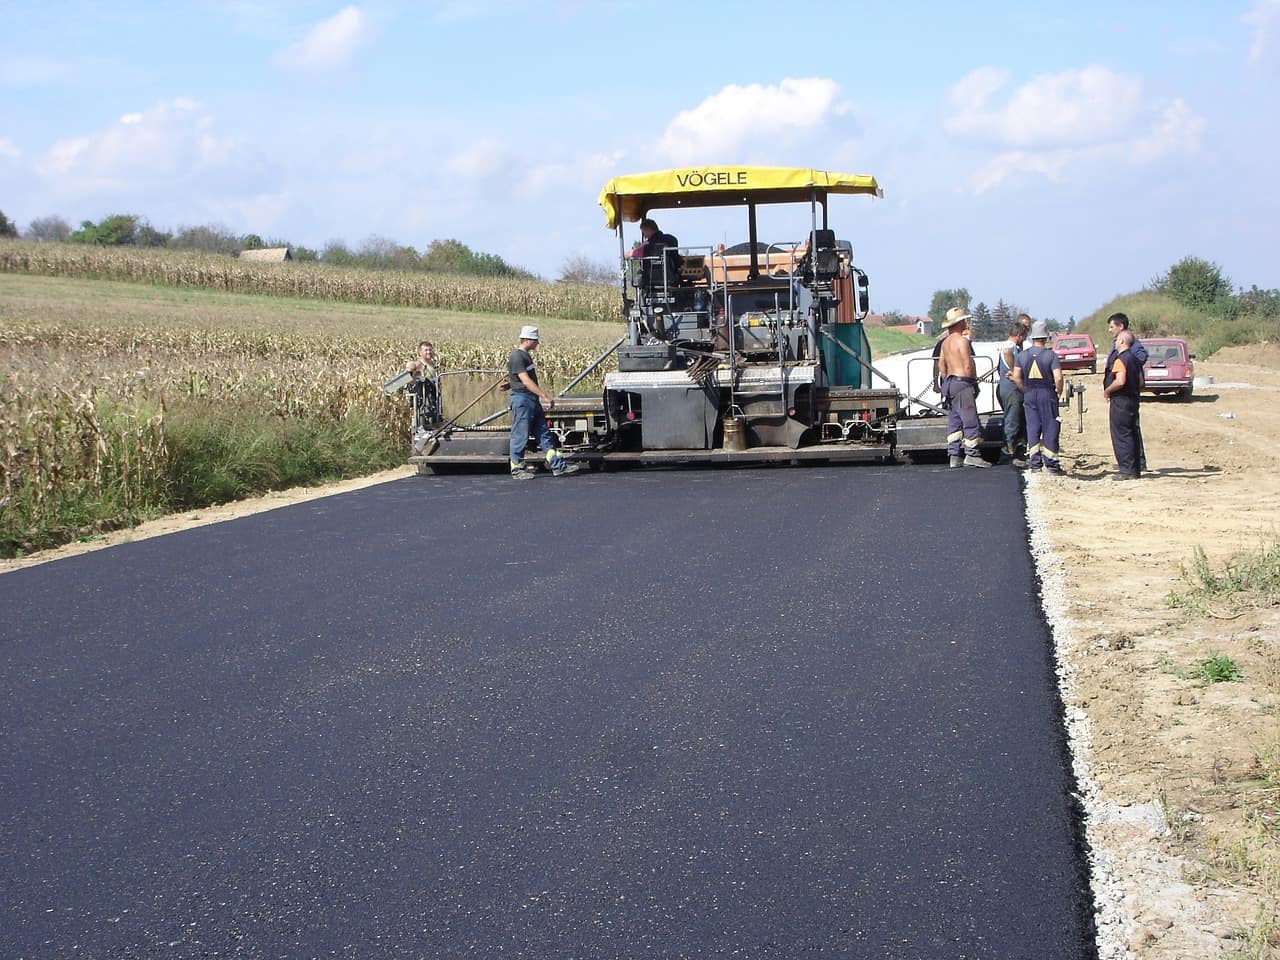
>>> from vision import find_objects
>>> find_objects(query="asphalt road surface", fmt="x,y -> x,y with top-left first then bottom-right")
1,464 -> 1094,959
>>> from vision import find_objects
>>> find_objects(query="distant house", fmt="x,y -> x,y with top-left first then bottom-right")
238,247 -> 292,262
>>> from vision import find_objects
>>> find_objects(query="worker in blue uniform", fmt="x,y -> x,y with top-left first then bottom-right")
1011,320 -> 1065,475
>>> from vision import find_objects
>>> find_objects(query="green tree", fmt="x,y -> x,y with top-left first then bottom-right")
136,221 -> 171,247
68,214 -> 140,245
1152,256 -> 1232,309
927,287 -> 970,334
321,239 -> 356,266
240,233 -> 265,251
990,298 -> 1012,335
0,210 -> 17,238
172,223 -> 239,254
420,238 -> 533,278
970,301 -> 995,339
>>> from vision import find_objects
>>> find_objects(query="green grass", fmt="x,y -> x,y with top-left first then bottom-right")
164,402 -> 403,508
1077,290 -> 1280,357
867,327 -> 935,357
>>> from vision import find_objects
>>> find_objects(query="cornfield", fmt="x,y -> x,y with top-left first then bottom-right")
0,241 -> 621,323
1,287 -> 620,556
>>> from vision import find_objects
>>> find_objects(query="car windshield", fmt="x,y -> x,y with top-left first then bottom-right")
1147,343 -> 1187,363
1057,337 -> 1089,349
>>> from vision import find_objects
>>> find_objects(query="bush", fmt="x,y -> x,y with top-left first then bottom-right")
1151,256 -> 1232,309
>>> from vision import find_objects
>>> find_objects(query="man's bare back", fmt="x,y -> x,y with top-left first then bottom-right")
938,331 -> 977,380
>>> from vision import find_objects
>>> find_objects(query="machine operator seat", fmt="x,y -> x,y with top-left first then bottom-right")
800,228 -> 841,284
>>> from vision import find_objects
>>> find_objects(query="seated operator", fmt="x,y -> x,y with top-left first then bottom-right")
629,218 -> 681,291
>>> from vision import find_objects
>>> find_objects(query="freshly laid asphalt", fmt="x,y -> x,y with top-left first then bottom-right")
0,464 -> 1094,959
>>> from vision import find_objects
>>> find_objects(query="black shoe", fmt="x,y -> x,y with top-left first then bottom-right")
1112,472 -> 1139,481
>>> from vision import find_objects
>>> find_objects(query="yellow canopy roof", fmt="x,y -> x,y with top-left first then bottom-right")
598,166 -> 882,229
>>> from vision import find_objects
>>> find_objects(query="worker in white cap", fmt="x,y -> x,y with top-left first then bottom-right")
1011,319 -> 1066,475
506,325 -> 580,479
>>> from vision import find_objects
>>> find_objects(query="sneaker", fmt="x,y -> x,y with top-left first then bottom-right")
551,463 -> 581,477
510,467 -> 537,480
1112,472 -> 1139,481
963,456 -> 992,469
949,456 -> 963,469
1011,455 -> 1029,469
1045,464 -> 1066,476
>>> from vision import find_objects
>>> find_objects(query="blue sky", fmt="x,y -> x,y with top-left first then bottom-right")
2,1 -> 1277,321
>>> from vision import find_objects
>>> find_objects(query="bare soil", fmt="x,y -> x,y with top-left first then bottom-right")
4,346 -> 1278,957
1033,343 -> 1280,958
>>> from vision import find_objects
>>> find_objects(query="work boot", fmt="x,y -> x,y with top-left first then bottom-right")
963,455 -> 992,469
551,463 -> 581,477
1045,464 -> 1066,477
949,456 -> 963,469
510,459 -> 537,480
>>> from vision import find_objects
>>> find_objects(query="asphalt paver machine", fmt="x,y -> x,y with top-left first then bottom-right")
405,165 -> 1000,473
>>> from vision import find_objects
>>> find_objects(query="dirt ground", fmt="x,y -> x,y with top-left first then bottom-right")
4,346 -> 1278,957
1030,343 -> 1280,958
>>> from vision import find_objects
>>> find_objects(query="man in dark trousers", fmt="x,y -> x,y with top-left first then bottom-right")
936,307 -> 990,469
1103,330 -> 1144,479
1012,320 -> 1065,475
507,325 -> 580,480
1105,312 -> 1147,470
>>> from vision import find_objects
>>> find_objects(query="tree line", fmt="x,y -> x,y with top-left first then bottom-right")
0,209 -> 538,280
925,288 -> 1070,340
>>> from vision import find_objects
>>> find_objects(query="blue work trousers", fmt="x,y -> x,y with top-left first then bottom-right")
1023,388 -> 1061,469
996,378 -> 1024,452
942,377 -> 982,459
509,391 -> 556,466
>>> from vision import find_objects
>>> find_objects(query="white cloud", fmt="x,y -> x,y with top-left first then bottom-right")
945,65 -> 1143,148
659,78 -> 842,163
519,150 -> 624,197
275,6 -> 372,73
1128,98 -> 1205,163
0,137 -> 20,161
35,100 -> 258,195
946,66 -> 1204,193
444,139 -> 513,180
1244,0 -> 1280,63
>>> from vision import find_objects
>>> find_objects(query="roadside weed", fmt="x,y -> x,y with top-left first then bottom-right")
1168,540 -> 1280,614
1184,654 -> 1246,684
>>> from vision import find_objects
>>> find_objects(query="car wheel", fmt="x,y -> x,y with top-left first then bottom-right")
1090,362 -> 1097,374
1178,386 -> 1193,402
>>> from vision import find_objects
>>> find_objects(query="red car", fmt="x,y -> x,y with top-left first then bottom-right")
1140,337 -> 1195,401
1051,333 -> 1097,373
